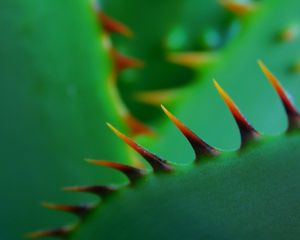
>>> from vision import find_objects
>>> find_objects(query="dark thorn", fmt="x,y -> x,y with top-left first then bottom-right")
214,80 -> 260,147
26,225 -> 74,239
161,105 -> 219,161
63,185 -> 118,198
87,159 -> 146,183
42,202 -> 95,219
258,60 -> 300,131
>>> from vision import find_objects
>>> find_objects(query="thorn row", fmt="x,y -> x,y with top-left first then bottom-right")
107,123 -> 174,172
97,9 -> 149,138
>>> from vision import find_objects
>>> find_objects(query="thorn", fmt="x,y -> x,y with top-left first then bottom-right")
167,52 -> 217,68
97,11 -> 133,37
63,185 -> 118,198
87,159 -> 146,183
126,145 -> 146,169
219,0 -> 256,16
107,123 -> 174,172
213,80 -> 260,147
110,49 -> 144,73
41,202 -> 95,218
161,105 -> 218,160
258,60 -> 300,130
26,225 -> 75,239
135,89 -> 178,106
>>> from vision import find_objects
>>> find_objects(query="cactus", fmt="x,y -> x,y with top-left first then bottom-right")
1,0 -> 300,239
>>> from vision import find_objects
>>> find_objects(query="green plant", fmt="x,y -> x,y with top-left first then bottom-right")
1,0 -> 300,239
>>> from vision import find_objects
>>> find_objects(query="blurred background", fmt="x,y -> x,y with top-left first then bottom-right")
1,0 -> 300,239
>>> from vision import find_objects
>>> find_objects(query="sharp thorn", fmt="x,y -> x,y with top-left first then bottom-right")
213,80 -> 260,147
97,11 -> 133,37
219,0 -> 256,16
63,185 -> 118,198
106,123 -> 174,172
258,60 -> 300,130
41,202 -> 95,218
167,52 -> 217,68
26,225 -> 75,239
110,49 -> 144,73
161,105 -> 218,161
86,159 -> 146,183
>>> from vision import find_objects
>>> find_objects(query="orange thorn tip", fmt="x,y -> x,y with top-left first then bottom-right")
167,52 -> 216,68
63,185 -> 118,198
136,90 -> 178,106
258,60 -> 300,130
87,159 -> 146,183
219,0 -> 256,16
26,225 -> 74,239
213,80 -> 260,146
97,11 -> 133,37
41,202 -> 94,218
106,123 -> 173,172
161,105 -> 218,160
111,49 -> 144,73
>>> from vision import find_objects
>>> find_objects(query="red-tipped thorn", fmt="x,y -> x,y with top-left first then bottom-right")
213,80 -> 260,147
110,49 -> 144,72
87,159 -> 146,183
110,49 -> 144,73
161,105 -> 218,161
63,185 -> 118,198
107,123 -> 174,172
97,11 -> 133,37
42,202 -> 95,218
26,225 -> 75,239
258,60 -> 300,130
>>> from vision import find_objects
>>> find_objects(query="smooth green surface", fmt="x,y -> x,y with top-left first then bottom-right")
74,133 -> 300,240
0,1 -> 129,239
